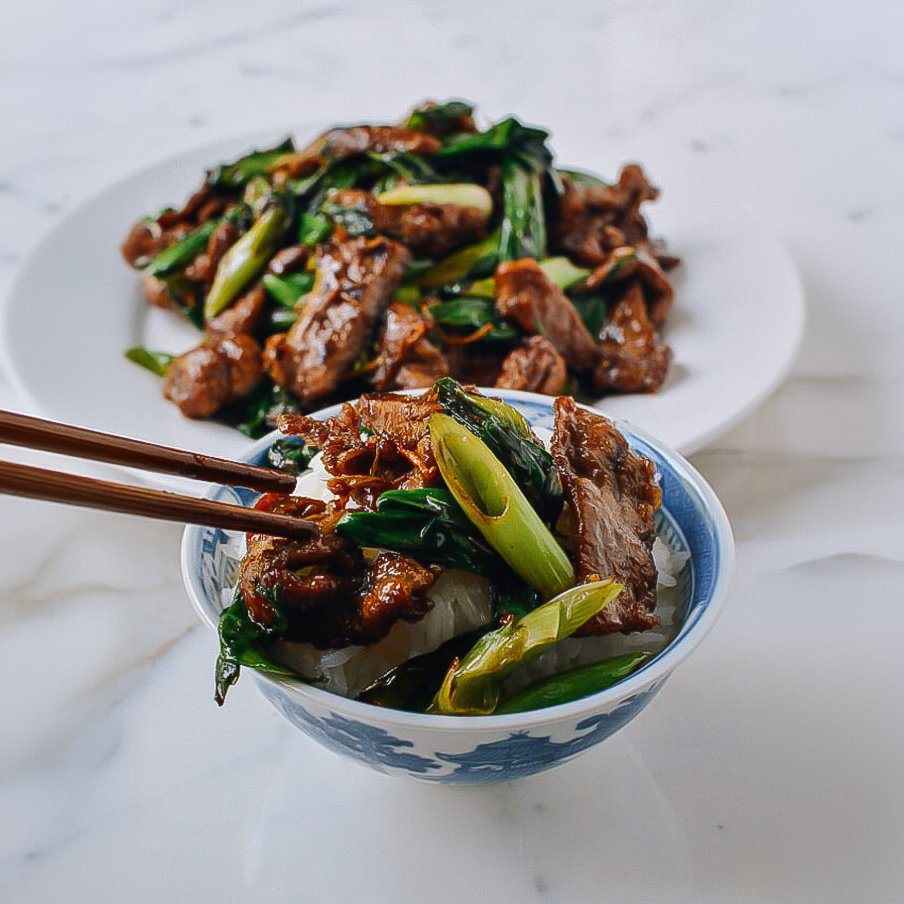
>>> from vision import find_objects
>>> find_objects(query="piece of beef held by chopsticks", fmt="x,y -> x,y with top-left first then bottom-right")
240,493 -> 438,649
278,390 -> 443,510
551,396 -> 661,635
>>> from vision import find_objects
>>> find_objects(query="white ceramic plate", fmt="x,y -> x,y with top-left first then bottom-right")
0,128 -> 805,480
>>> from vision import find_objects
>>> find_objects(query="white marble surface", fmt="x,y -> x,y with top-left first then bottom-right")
2,1 -> 903,901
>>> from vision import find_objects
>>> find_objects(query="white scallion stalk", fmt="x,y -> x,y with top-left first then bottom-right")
431,579 -> 623,715
429,413 -> 574,600
467,256 -> 590,297
377,183 -> 493,218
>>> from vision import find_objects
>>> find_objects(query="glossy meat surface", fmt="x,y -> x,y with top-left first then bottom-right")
263,236 -> 411,405
494,259 -> 599,372
240,494 -> 437,648
121,182 -> 226,268
372,302 -> 449,391
330,189 -> 487,257
267,244 -> 310,276
276,126 -> 441,177
593,281 -> 672,394
122,221 -> 189,269
551,396 -> 661,635
634,244 -> 675,328
278,391 -> 443,508
142,273 -> 184,311
553,164 -> 659,266
494,336 -> 567,395
163,333 -> 262,418
206,284 -> 266,338
120,104 -> 679,435
184,218 -> 240,286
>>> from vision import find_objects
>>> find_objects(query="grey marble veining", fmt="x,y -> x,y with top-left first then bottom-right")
2,1 -> 904,901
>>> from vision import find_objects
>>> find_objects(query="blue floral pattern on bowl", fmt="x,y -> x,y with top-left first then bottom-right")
182,392 -> 733,783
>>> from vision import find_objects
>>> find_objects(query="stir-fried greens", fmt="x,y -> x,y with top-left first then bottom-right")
121,100 -> 678,438
214,380 -> 666,715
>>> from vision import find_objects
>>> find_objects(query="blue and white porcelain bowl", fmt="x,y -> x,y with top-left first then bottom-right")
181,390 -> 734,784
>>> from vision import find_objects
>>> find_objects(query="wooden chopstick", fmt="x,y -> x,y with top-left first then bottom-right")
0,460 -> 317,540
0,410 -> 295,493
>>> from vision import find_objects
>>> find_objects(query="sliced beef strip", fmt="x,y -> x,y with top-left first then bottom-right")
592,280 -> 672,394
494,258 -> 599,372
263,236 -> 411,406
551,396 -> 661,636
163,333 -> 263,418
240,495 -> 347,623
393,343 -> 449,390
580,242 -> 675,329
444,344 -> 506,387
371,302 -> 449,391
122,221 -> 192,269
183,218 -> 240,286
315,124 -> 441,158
160,181 -> 224,227
206,284 -> 267,338
122,181 -> 227,268
278,390 -> 442,509
353,391 -> 442,462
648,236 -> 682,272
328,189 -> 486,257
278,389 -> 441,472
275,126 -> 441,178
580,246 -> 640,292
494,336 -> 567,395
634,244 -> 675,328
552,164 -> 659,267
277,401 -> 359,452
241,494 -> 438,648
381,201 -> 487,257
267,244 -> 310,276
354,552 -> 438,642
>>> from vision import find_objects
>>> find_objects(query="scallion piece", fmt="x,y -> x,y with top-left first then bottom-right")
298,211 -> 332,246
406,100 -> 475,133
242,174 -> 273,213
428,413 -> 574,600
428,298 -> 517,339
208,137 -> 295,189
430,579 -> 623,715
433,378 -> 563,525
413,229 -> 500,288
215,587 -> 297,705
335,486 -> 497,573
143,220 -> 218,278
204,200 -> 290,319
495,652 -> 649,713
377,183 -> 493,218
498,159 -> 546,261
262,272 -> 315,308
467,256 -> 590,298
537,256 -> 591,288
125,347 -> 174,377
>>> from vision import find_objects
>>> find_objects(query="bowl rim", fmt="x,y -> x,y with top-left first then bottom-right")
181,388 -> 734,732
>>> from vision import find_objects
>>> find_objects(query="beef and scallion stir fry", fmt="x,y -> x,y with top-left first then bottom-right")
216,379 -> 672,716
122,100 -> 678,438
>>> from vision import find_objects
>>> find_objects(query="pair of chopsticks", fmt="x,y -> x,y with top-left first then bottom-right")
0,410 -> 317,540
